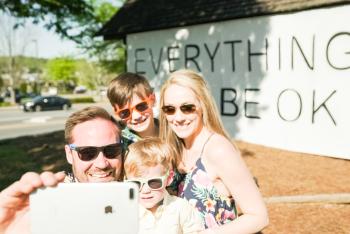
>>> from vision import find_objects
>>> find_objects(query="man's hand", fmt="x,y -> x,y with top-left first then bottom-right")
0,171 -> 65,234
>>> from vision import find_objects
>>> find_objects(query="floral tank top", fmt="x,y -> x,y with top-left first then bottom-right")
179,135 -> 237,228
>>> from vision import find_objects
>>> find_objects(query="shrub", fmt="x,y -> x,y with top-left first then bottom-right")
0,102 -> 12,107
69,97 -> 95,103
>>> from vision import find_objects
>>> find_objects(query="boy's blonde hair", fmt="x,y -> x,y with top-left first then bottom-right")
124,137 -> 175,177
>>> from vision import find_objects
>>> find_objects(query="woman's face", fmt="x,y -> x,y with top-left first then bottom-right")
163,84 -> 203,141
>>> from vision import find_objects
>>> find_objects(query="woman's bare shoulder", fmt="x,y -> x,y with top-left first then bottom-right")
205,133 -> 240,160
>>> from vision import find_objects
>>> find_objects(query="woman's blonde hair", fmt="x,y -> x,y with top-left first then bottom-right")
159,69 -> 231,164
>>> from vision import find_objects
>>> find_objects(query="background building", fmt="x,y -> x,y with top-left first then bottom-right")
98,0 -> 350,159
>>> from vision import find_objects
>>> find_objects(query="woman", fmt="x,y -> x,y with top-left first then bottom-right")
159,69 -> 268,233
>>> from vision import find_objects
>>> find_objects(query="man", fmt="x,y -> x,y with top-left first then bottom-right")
0,106 -> 123,234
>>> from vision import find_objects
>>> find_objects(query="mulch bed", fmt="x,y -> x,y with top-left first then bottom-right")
237,141 -> 350,234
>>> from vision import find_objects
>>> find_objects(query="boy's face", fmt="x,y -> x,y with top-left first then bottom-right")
127,165 -> 169,213
116,93 -> 155,137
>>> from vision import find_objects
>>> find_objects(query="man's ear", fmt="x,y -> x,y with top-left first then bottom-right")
65,145 -> 73,165
166,170 -> 175,186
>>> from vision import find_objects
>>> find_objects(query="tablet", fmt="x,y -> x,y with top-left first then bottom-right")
30,182 -> 139,234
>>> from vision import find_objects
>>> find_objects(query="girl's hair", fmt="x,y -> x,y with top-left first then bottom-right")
159,69 -> 231,165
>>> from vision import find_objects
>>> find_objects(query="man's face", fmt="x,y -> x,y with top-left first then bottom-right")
65,118 -> 122,182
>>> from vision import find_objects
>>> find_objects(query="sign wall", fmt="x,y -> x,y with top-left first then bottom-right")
126,5 -> 350,159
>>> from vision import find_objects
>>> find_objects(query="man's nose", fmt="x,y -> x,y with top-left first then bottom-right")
93,152 -> 109,168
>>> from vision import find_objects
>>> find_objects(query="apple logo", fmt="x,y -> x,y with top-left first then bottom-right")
104,205 -> 113,214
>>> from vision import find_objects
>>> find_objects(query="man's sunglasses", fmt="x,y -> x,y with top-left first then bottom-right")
69,143 -> 123,161
115,94 -> 154,121
126,172 -> 169,191
161,104 -> 197,115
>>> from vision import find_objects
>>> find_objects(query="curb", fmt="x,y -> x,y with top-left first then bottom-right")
264,193 -> 350,204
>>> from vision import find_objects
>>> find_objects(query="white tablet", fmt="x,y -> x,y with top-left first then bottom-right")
30,182 -> 139,234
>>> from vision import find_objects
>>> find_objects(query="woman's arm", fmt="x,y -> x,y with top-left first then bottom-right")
0,171 -> 65,234
201,135 -> 268,234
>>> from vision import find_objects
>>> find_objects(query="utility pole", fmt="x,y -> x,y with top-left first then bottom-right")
32,39 -> 38,58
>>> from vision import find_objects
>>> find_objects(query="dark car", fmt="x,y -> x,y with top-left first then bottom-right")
22,95 -> 72,112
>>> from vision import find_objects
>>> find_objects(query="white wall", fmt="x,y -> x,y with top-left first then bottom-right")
126,5 -> 350,159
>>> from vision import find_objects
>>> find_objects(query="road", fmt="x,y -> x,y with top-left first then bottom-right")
0,102 -> 113,140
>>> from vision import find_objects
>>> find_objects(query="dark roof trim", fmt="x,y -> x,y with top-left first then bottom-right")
97,0 -> 350,41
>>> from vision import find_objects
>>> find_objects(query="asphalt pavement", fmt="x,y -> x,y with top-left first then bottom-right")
0,102 -> 113,140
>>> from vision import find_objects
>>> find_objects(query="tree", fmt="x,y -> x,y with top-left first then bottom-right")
45,57 -> 77,93
81,1 -> 126,74
0,1 -> 126,91
75,59 -> 115,90
0,0 -> 95,44
0,12 -> 38,103
0,76 -> 3,90
0,1 -> 125,65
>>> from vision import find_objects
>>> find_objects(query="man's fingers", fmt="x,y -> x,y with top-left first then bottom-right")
2,172 -> 43,197
1,171 -> 66,199
40,171 -> 65,187
55,171 -> 66,182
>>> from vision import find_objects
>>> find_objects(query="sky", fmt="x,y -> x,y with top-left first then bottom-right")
0,1 -> 122,59
25,23 -> 83,59
0,17 -> 82,59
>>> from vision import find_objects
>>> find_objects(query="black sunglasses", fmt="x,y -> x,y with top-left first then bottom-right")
69,143 -> 123,161
161,104 -> 197,115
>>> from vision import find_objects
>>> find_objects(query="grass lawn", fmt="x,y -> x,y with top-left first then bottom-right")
0,131 -> 71,190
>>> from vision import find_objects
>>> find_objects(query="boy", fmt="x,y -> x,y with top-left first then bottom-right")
108,73 -> 182,194
124,137 -> 204,234
107,72 -> 158,147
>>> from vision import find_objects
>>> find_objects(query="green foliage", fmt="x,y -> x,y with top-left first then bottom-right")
82,1 -> 126,74
69,96 -> 95,103
94,41 -> 126,74
0,102 -> 11,107
19,82 -> 27,93
94,1 -> 118,23
0,0 -> 95,44
0,1 -> 126,75
75,60 -> 96,89
75,59 -> 116,90
0,56 -> 47,75
46,57 -> 77,83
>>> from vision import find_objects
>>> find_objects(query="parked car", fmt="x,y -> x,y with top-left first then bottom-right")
22,95 -> 72,112
19,93 -> 40,104
74,85 -> 87,94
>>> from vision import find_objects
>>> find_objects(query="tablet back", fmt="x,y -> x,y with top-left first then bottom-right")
30,182 -> 139,234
